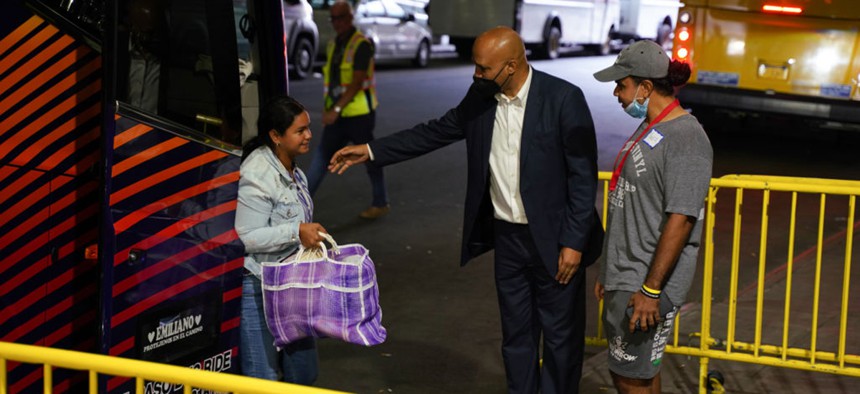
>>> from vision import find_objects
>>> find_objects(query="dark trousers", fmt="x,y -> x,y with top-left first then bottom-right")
493,220 -> 586,394
306,112 -> 388,207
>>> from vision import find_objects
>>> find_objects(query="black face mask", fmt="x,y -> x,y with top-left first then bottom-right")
471,64 -> 511,98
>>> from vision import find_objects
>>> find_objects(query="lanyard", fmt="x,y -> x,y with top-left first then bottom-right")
609,99 -> 680,192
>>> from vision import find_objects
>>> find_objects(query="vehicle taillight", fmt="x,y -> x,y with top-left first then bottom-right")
675,26 -> 691,61
762,4 -> 803,14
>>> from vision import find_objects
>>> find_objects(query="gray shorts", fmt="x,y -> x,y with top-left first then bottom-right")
603,290 -> 679,379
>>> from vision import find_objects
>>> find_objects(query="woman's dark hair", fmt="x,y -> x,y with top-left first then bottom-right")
241,95 -> 306,162
633,59 -> 691,96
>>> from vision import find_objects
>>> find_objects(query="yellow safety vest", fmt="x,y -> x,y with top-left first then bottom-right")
322,30 -> 378,117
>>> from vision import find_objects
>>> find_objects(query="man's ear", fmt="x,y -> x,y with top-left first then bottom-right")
642,80 -> 655,96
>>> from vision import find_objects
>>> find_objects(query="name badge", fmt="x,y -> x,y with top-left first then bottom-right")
643,129 -> 664,148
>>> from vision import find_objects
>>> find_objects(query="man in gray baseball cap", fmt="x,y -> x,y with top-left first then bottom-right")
593,40 -> 669,82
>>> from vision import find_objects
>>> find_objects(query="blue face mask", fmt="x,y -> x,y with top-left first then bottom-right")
624,85 -> 649,119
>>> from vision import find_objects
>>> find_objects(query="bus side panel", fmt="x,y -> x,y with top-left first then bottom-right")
676,2 -> 860,122
691,8 -> 858,97
0,11 -> 101,394
102,117 -> 243,393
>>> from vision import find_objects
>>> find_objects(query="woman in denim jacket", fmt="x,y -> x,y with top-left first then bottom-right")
235,95 -> 327,384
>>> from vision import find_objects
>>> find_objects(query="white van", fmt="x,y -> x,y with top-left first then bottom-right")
616,0 -> 682,49
429,0 -> 620,59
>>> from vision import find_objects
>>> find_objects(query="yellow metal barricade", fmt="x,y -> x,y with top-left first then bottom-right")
587,172 -> 860,393
0,341 -> 348,394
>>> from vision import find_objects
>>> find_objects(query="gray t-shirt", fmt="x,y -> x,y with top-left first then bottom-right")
600,114 -> 713,305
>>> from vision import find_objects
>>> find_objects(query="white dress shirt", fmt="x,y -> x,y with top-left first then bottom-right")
489,67 -> 533,224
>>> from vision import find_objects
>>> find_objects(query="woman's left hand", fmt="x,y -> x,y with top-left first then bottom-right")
299,223 -> 328,248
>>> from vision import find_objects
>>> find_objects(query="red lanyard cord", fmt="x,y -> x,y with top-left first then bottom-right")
609,99 -> 680,192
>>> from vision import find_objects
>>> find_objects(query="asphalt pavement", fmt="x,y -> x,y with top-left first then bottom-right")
287,54 -> 860,393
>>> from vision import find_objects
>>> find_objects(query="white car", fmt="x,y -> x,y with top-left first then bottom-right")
284,0 -> 320,79
312,0 -> 432,68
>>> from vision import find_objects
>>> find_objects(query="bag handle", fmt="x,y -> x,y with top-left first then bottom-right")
293,231 -> 340,262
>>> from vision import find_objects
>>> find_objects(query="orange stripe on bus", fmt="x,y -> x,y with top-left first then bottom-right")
29,125 -> 101,175
111,137 -> 189,177
0,49 -> 81,117
110,150 -> 228,205
0,79 -> 101,161
0,57 -> 100,142
0,28 -> 72,96
0,165 -> 17,185
0,169 -> 51,214
0,203 -> 93,326
110,256 -> 242,328
0,25 -> 58,83
112,229 -> 238,297
113,200 -> 237,267
113,123 -> 153,149
0,16 -> 43,58
112,171 -> 239,233
11,103 -> 100,168
0,178 -> 95,265
0,259 -> 49,298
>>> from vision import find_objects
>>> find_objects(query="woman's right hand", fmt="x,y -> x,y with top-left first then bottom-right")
298,223 -> 327,248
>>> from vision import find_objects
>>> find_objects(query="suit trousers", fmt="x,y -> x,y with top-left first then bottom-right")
493,220 -> 586,394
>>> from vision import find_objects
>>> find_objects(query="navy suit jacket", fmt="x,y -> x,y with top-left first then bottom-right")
369,69 -> 604,275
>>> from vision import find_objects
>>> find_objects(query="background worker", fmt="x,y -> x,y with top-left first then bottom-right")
306,0 -> 389,219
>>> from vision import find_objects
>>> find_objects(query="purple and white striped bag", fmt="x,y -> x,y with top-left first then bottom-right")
261,234 -> 386,348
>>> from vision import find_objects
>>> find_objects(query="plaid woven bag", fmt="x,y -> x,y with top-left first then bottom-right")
261,233 -> 386,348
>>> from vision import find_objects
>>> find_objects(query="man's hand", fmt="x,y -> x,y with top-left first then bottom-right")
555,247 -> 582,285
594,280 -> 604,301
322,109 -> 339,126
328,144 -> 370,174
627,291 -> 661,333
298,223 -> 327,248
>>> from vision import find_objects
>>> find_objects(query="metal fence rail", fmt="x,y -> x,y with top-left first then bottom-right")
0,341 -> 348,394
587,172 -> 860,393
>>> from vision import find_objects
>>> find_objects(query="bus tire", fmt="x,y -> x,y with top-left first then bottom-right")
541,25 -> 561,59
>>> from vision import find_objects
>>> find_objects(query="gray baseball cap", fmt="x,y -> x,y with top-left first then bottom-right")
593,40 -> 669,82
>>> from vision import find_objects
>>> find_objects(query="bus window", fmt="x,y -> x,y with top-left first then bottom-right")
117,0 -> 244,146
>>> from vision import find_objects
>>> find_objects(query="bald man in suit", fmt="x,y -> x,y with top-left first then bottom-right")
330,27 -> 603,393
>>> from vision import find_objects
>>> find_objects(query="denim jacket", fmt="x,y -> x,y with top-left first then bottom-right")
235,146 -> 313,278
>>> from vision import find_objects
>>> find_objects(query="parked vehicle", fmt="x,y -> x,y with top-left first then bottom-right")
311,0 -> 433,67
284,0 -> 320,79
616,0 -> 682,49
429,0 -> 620,59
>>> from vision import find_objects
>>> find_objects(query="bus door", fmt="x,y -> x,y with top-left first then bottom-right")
104,0 -> 289,392
1,2 -> 104,392
0,0 -> 290,392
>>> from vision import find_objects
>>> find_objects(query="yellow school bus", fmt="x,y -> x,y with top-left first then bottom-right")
672,0 -> 860,124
